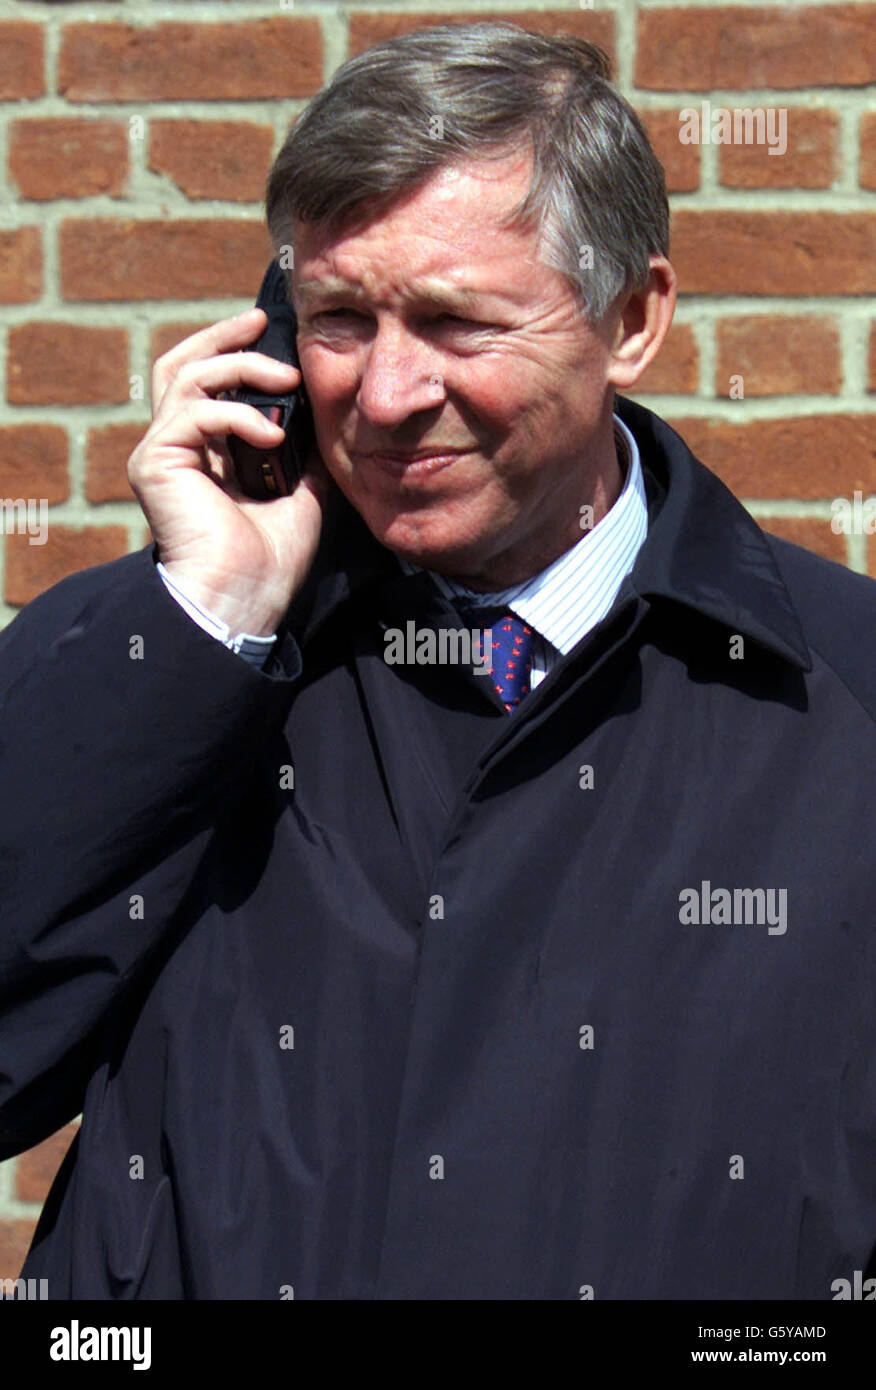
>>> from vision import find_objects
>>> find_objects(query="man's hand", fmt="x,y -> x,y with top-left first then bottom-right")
128,308 -> 330,637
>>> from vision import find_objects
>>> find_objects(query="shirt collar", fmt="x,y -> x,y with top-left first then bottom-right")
393,414 -> 648,656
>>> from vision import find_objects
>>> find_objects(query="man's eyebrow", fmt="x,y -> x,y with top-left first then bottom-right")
295,277 -> 502,313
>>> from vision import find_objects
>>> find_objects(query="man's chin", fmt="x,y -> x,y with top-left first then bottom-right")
366,511 -> 489,576
331,471 -> 514,578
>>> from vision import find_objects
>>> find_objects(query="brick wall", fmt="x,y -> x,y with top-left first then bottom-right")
0,0 -> 874,1282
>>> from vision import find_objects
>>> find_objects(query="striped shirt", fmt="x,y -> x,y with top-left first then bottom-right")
396,413 -> 647,689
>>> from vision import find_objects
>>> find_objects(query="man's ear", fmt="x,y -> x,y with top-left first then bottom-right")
604,257 -> 677,391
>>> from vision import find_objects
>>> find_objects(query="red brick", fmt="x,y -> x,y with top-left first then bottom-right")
148,120 -> 273,202
760,515 -> 848,565
869,533 -> 876,578
0,426 -> 68,504
150,321 -> 216,364
861,112 -> 876,191
715,316 -> 841,396
638,109 -> 699,193
0,23 -> 44,100
4,525 -> 129,606
60,219 -> 273,301
85,423 -> 150,504
666,415 -> 876,499
671,212 -> 876,296
636,6 -> 876,91
0,228 -> 41,304
58,21 -> 322,102
8,118 -> 127,200
8,324 -> 129,405
14,1122 -> 80,1204
719,109 -> 838,190
630,323 -> 699,395
0,1220 -> 37,1282
349,10 -> 615,65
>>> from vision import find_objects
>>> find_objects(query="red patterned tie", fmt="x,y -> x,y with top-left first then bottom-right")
458,604 -> 536,712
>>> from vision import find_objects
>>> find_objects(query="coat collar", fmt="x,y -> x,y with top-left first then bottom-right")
617,397 -> 811,670
283,397 -> 812,672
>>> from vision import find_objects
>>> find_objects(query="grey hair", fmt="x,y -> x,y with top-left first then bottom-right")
265,21 -> 669,324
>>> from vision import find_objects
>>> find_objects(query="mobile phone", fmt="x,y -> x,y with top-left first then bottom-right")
224,258 -> 313,500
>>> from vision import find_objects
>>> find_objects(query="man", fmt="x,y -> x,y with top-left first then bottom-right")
1,23 -> 874,1300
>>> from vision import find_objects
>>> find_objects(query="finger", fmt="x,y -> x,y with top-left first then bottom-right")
153,352 -> 301,422
151,308 -> 271,410
131,399 -> 285,483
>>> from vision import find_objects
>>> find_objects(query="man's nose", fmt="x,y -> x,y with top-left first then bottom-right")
355,322 -> 445,427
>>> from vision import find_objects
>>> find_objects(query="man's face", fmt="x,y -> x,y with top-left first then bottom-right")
291,148 -> 621,588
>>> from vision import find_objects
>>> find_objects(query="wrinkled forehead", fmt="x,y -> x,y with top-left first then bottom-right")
288,150 -> 546,310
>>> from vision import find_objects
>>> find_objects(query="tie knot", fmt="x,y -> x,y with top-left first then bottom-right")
455,602 -> 535,712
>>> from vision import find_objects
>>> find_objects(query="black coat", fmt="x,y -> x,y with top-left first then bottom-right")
2,397 -> 874,1300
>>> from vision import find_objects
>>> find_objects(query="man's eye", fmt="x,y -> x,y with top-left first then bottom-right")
313,309 -> 494,331
432,314 -> 491,331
